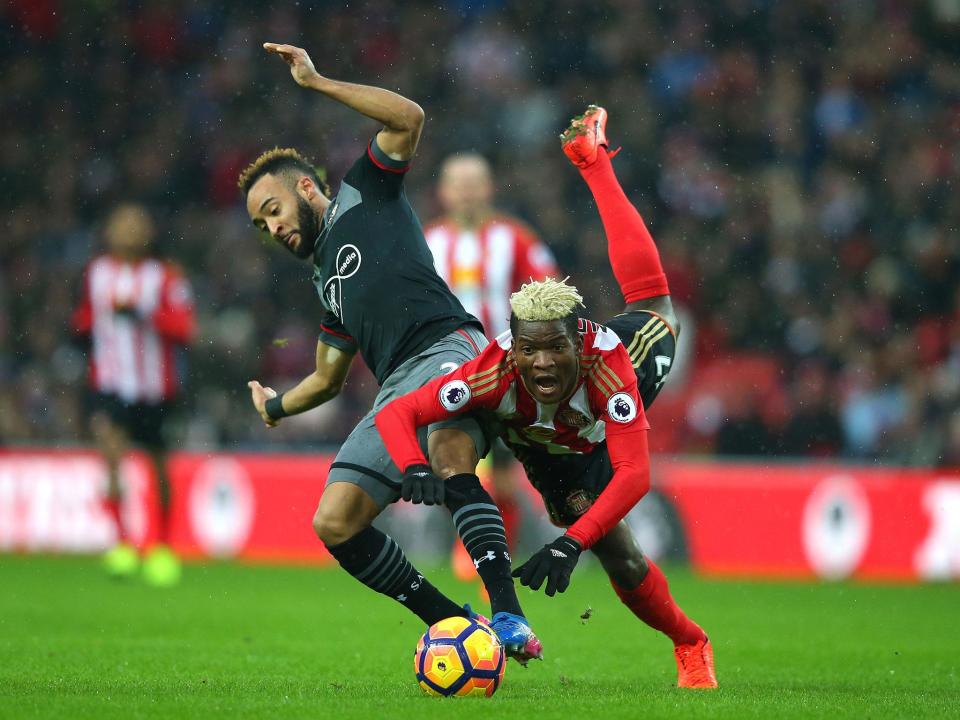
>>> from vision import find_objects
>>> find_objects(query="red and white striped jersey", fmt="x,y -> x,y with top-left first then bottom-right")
72,255 -> 196,403
378,321 -> 648,463
424,215 -> 558,335
375,320 -> 651,548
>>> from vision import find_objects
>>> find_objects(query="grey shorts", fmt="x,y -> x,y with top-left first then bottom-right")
326,326 -> 491,509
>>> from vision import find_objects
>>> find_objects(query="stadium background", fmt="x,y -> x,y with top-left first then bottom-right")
1,1 -> 959,716
4,0 -> 958,461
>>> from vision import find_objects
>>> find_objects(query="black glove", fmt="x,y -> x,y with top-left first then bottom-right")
401,464 -> 445,505
512,535 -> 582,596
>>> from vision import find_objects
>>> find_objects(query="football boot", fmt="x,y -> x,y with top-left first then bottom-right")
674,637 -> 718,689
561,104 -> 620,168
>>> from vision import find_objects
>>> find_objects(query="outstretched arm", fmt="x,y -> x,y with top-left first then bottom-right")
248,340 -> 355,428
512,424 -> 650,596
564,425 -> 650,549
263,42 -> 424,161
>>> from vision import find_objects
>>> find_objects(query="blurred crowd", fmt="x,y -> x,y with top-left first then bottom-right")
2,0 -> 958,464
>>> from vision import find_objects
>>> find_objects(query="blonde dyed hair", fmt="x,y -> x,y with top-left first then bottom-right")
509,277 -> 584,321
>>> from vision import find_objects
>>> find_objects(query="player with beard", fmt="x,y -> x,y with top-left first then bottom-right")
375,108 -> 717,688
240,42 -> 540,663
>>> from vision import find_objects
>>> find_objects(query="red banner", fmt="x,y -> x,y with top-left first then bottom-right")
0,449 -> 335,563
652,460 -> 960,581
1,450 -> 958,581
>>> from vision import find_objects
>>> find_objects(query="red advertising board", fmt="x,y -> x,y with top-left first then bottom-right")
652,460 -> 960,581
0,449 -> 335,563
1,449 -> 958,581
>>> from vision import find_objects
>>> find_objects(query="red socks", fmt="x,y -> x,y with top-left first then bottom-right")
156,504 -> 171,546
580,150 -> 670,304
104,497 -> 127,543
611,559 -> 705,646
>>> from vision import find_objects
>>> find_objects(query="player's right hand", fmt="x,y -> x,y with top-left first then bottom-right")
401,464 -> 445,506
247,380 -> 279,428
263,43 -> 322,88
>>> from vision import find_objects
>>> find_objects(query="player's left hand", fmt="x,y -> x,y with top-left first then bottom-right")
513,535 -> 582,596
401,464 -> 445,505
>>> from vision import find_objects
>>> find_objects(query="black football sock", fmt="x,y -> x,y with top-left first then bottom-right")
445,473 -> 524,618
326,526 -> 465,626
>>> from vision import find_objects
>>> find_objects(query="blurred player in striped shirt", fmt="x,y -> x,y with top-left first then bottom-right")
72,204 -> 196,586
425,153 -> 558,569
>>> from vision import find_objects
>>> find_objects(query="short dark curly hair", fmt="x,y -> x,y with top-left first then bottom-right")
237,147 -> 331,198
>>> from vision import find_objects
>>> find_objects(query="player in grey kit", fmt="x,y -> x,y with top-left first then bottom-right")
240,42 -> 541,662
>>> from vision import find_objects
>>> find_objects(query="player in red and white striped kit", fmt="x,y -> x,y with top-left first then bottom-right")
425,153 -> 558,557
72,203 -> 196,585
425,154 -> 557,337
376,108 -> 717,688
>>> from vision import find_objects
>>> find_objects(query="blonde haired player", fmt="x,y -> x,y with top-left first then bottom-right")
376,108 -> 716,688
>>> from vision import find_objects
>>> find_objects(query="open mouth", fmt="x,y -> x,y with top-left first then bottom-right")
533,375 -> 559,396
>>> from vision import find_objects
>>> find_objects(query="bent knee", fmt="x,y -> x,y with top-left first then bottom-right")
312,508 -> 362,547
427,428 -> 478,478
654,300 -> 681,338
627,296 -> 680,338
312,482 -> 381,546
607,554 -> 649,589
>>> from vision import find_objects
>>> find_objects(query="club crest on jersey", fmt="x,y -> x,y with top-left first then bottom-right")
523,426 -> 556,442
607,392 -> 638,424
566,490 -> 594,516
439,380 -> 471,412
557,408 -> 591,428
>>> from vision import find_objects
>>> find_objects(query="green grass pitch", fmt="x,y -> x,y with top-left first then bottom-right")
0,555 -> 955,719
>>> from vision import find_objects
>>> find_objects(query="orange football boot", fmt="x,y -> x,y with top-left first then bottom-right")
674,637 -> 718,689
560,104 -> 619,168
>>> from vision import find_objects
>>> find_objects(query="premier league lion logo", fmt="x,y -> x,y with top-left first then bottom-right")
613,397 -> 631,419
607,392 -> 637,424
439,380 -> 471,412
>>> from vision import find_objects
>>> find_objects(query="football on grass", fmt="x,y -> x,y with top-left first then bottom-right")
414,616 -> 506,697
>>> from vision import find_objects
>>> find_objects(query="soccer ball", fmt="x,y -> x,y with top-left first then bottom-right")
414,616 -> 506,697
